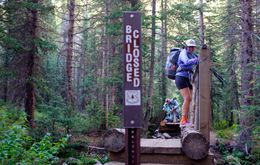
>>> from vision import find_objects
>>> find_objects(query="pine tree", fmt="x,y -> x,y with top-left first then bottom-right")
239,0 -> 254,154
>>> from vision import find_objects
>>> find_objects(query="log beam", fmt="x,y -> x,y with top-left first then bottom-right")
181,126 -> 209,160
103,128 -> 125,152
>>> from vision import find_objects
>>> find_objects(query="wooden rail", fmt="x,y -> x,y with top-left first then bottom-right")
190,45 -> 211,141
181,45 -> 211,160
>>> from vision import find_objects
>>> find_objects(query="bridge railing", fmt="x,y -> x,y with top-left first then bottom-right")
189,45 -> 211,141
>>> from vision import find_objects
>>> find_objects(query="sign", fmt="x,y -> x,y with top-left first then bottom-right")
123,12 -> 142,128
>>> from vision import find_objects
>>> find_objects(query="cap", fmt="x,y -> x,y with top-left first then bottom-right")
185,39 -> 196,47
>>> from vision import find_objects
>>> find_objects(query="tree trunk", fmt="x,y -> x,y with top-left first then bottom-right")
3,50 -> 10,102
129,0 -> 139,8
198,0 -> 205,45
253,0 -> 260,121
181,127 -> 209,160
3,0 -> 27,106
160,0 -> 167,104
76,61 -> 82,111
24,0 -> 39,128
66,0 -> 75,107
103,128 -> 125,152
239,0 -> 254,154
225,0 -> 240,126
144,0 -> 156,129
104,0 -> 111,129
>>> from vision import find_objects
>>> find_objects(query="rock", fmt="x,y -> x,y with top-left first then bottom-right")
162,133 -> 171,139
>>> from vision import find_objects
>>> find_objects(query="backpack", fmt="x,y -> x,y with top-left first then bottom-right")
165,48 -> 181,80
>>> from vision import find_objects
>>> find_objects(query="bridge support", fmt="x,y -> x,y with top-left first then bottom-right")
199,45 -> 211,141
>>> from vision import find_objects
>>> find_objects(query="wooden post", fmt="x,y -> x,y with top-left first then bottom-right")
191,66 -> 199,130
199,45 -> 211,141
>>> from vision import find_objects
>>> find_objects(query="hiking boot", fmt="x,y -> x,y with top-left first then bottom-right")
180,116 -> 193,127
180,115 -> 188,124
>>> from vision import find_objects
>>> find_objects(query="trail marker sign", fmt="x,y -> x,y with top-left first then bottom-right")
123,12 -> 142,128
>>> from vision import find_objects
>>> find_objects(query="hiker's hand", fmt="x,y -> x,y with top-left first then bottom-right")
190,57 -> 199,64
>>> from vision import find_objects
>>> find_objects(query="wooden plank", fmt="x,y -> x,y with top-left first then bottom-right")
199,46 -> 211,141
141,139 -> 181,154
108,151 -> 214,165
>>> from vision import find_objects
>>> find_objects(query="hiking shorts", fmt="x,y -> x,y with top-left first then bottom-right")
175,76 -> 192,90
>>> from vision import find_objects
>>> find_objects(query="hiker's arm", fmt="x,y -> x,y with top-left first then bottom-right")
179,50 -> 198,66
173,100 -> 179,110
162,104 -> 167,111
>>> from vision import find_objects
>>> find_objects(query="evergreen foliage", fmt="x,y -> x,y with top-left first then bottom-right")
0,0 -> 259,164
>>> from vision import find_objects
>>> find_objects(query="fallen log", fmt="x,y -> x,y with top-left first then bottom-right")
181,126 -> 209,160
103,128 -> 125,152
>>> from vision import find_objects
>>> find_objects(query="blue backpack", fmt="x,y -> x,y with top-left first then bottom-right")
165,48 -> 181,80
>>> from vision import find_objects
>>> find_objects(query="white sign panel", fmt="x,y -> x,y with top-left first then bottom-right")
125,90 -> 141,106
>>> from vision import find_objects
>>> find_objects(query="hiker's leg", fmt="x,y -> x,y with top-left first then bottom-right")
180,87 -> 192,123
175,76 -> 193,124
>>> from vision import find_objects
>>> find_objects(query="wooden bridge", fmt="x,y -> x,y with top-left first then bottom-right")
105,137 -> 213,165
103,46 -> 214,165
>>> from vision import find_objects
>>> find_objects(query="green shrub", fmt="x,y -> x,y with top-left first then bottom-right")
71,101 -> 121,133
0,103 -> 69,165
0,124 -> 29,164
216,129 -> 234,139
20,133 -> 70,165
36,95 -> 68,135
63,155 -> 97,165
0,105 -> 29,163
215,124 -> 239,139
214,119 -> 228,130
218,140 -> 260,165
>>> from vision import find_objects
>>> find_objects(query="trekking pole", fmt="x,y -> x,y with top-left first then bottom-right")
210,67 -> 226,87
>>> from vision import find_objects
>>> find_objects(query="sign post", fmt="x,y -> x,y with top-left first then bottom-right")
123,11 -> 142,165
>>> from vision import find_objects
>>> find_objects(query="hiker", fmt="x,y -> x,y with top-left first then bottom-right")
175,39 -> 199,126
162,98 -> 180,123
